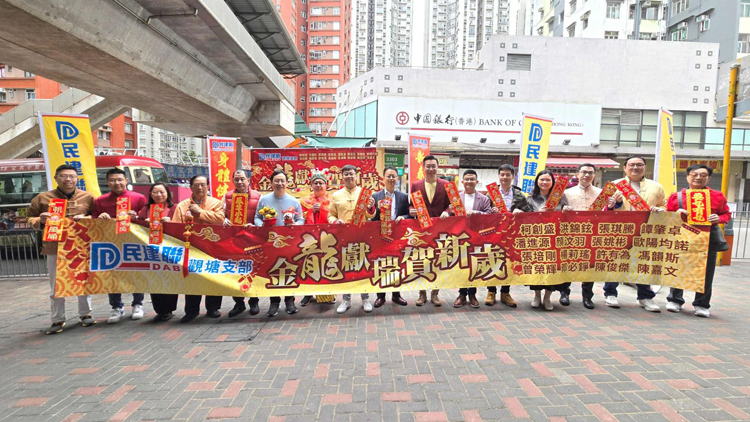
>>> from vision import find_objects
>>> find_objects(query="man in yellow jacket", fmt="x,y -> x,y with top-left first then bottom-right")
603,156 -> 666,313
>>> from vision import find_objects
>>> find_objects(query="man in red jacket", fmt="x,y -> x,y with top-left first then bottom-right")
409,155 -> 451,306
223,169 -> 262,317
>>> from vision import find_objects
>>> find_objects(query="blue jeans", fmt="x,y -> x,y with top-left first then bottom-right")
109,293 -> 144,310
603,282 -> 655,301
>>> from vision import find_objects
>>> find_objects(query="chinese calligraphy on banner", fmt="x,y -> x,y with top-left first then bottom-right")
408,134 -> 430,192
207,137 -> 237,199
38,112 -> 101,196
250,148 -> 380,197
518,115 -> 552,194
55,211 -> 709,298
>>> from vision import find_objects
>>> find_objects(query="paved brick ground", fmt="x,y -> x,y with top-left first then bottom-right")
2,262 -> 750,421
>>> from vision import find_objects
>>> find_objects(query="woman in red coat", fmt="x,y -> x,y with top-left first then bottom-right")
300,171 -> 335,305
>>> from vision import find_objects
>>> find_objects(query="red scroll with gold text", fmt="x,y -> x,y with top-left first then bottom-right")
230,193 -> 248,226
588,182 -> 617,211
149,204 -> 164,244
56,211 -> 709,298
615,180 -> 650,211
379,198 -> 393,240
445,182 -> 466,216
686,189 -> 711,225
115,196 -> 131,234
410,191 -> 433,229
351,188 -> 374,227
207,137 -> 238,199
485,183 -> 508,213
546,175 -> 568,210
43,199 -> 67,242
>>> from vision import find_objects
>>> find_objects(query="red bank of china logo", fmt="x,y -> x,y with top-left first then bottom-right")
396,111 -> 409,125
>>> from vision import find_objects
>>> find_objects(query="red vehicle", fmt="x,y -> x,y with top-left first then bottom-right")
0,156 -> 190,230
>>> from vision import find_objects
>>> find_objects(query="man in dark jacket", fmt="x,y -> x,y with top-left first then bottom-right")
371,166 -> 410,307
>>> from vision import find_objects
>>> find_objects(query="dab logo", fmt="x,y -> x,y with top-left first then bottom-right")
529,123 -> 543,142
55,121 -> 79,140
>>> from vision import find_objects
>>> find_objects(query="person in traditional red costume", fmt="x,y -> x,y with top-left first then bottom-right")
299,170 -> 336,306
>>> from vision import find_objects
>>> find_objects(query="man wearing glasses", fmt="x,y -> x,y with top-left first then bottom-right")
603,156 -> 666,312
561,163 -> 622,310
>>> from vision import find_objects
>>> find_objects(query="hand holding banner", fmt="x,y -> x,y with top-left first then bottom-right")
686,189 -> 711,225
588,182 -> 617,211
485,183 -> 508,213
545,175 -> 568,210
444,182 -> 466,216
43,199 -> 67,242
410,191 -> 433,229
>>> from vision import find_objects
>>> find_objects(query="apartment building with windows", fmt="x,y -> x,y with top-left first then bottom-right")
0,65 -> 64,115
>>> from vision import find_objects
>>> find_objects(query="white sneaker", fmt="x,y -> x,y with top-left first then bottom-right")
695,307 -> 710,318
131,305 -> 144,320
108,308 -> 124,324
531,296 -> 541,308
604,296 -> 620,308
362,300 -> 373,313
666,302 -> 682,313
337,300 -> 351,314
639,299 -> 661,313
543,297 -> 554,311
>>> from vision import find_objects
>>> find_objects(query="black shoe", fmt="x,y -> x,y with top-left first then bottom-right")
153,313 -> 165,322
285,299 -> 298,315
559,293 -> 570,307
162,312 -> 173,322
228,303 -> 246,318
45,322 -> 65,335
206,310 -> 221,318
181,313 -> 198,323
267,302 -> 280,317
300,296 -> 313,307
583,298 -> 595,310
249,298 -> 260,315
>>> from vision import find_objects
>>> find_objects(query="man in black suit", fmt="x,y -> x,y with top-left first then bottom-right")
371,166 -> 409,307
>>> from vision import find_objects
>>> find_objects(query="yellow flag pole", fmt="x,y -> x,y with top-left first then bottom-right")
718,64 -> 740,265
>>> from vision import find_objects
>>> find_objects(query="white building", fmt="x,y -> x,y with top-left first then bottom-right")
335,35 -> 750,201
137,124 -> 207,165
351,0 -> 518,77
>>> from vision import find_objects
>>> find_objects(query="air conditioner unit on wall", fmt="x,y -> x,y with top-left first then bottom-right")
696,15 -> 704,23
678,21 -> 687,28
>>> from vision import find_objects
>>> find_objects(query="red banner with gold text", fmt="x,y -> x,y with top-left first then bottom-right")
207,137 -> 237,199
55,212 -> 709,298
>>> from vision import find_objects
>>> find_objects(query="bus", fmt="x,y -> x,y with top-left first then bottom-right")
0,155 -> 189,231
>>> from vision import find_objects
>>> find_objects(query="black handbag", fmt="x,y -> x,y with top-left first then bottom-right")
678,190 -> 729,251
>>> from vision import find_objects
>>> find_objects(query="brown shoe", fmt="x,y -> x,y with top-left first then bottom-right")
500,292 -> 517,308
453,295 -> 467,308
469,294 -> 480,308
431,290 -> 441,306
373,297 -> 386,308
416,290 -> 427,306
485,291 -> 496,306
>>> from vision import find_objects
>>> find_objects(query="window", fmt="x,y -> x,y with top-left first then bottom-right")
570,0 -> 576,13
671,0 -> 689,16
124,123 -> 132,134
0,89 -> 5,103
100,131 -> 111,141
300,95 -> 305,102
743,0 -> 750,18
606,2 -> 620,19
567,23 -> 576,37
671,26 -> 687,41
582,17 -> 588,29
698,15 -> 710,32
740,34 -> 750,54
125,140 -> 133,149
301,11 -> 307,18
506,54 -> 531,71
25,89 -> 35,100
24,71 -> 34,77
301,25 -> 306,32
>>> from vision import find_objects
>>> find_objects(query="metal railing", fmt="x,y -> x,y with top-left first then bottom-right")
0,229 -> 47,278
730,211 -> 750,260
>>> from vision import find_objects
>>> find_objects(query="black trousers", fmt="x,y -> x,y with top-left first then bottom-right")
151,294 -> 178,315
487,286 -> 510,293
458,288 -> 477,295
668,247 -> 717,309
269,296 -> 295,304
562,282 -> 594,300
376,292 -> 403,299
529,284 -> 567,292
184,295 -> 222,315
233,296 -> 259,305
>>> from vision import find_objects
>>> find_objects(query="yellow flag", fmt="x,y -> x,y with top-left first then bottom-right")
39,113 -> 101,197
654,109 -> 677,197
518,114 -> 553,194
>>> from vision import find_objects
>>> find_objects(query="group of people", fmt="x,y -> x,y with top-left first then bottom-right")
27,154 -> 730,335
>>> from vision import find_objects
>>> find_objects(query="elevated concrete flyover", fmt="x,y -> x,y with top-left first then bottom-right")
0,0 -> 305,151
